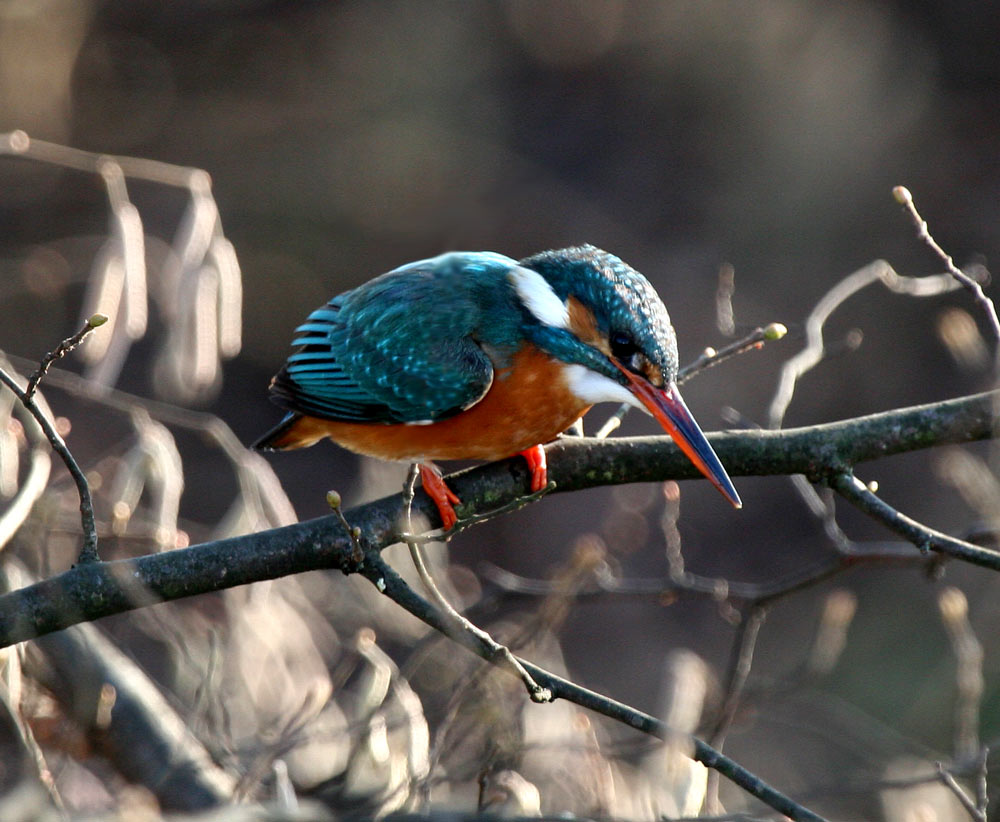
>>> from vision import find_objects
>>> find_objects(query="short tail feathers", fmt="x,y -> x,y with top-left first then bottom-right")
253,413 -> 312,451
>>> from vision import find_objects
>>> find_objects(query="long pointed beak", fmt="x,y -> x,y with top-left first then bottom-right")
612,362 -> 742,508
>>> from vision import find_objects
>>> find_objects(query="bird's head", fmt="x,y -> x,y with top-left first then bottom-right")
512,245 -> 741,508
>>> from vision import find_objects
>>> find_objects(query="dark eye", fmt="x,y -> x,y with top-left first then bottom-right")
610,331 -> 638,362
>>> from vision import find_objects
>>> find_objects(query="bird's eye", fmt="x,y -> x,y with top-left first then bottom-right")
610,331 -> 638,362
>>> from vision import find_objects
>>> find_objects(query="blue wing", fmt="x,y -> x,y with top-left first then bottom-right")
269,252 -> 519,424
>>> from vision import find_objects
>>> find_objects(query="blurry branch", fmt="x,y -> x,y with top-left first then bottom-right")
4,561 -> 237,813
3,355 -> 297,537
937,588 -> 984,765
0,130 -> 209,187
0,364 -> 52,551
0,130 -> 242,400
477,541 -> 915,606
705,606 -> 767,815
0,317 -> 109,564
353,549 -> 826,822
715,262 -> 737,336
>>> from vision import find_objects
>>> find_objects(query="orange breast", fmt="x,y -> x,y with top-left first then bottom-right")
282,345 -> 590,462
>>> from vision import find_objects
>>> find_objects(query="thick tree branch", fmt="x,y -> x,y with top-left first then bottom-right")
554,389 -> 998,492
0,389 -> 997,648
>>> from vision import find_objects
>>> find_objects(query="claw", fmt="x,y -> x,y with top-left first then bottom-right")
419,463 -> 460,530
519,444 -> 547,493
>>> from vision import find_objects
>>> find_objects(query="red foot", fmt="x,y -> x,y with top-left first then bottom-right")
419,463 -> 460,530
519,444 -> 548,492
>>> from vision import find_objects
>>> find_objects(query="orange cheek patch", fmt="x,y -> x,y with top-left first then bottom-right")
566,297 -> 607,353
642,360 -> 664,388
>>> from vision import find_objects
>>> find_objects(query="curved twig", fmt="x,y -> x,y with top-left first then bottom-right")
0,361 -> 100,564
769,259 -> 970,428
399,465 -> 552,703
831,472 -> 1000,569
894,186 -> 1000,349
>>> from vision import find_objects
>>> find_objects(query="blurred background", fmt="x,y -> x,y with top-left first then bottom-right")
1,1 -> 999,819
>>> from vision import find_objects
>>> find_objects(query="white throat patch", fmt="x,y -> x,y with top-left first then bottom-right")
564,364 -> 646,411
508,266 -> 570,329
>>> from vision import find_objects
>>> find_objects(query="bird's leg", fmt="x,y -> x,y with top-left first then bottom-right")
518,444 -> 547,493
419,462 -> 460,531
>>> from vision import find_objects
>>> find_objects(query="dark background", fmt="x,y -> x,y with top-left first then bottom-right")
2,1 -> 999,816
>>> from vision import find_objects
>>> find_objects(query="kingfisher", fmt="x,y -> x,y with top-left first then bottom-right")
254,245 -> 741,529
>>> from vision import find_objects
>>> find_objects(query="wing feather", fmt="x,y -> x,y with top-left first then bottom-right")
269,253 -> 518,424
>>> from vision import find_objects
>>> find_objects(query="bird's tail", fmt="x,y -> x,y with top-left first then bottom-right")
252,413 -> 309,450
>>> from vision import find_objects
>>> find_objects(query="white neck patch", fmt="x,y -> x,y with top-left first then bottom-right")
508,266 -> 570,329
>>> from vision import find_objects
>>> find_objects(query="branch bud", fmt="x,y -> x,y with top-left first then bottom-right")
326,490 -> 342,510
88,313 -> 110,328
892,185 -> 913,205
763,322 -> 787,340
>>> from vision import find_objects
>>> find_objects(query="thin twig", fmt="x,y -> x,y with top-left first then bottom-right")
401,464 -> 457,615
894,186 -> 1000,348
0,367 -> 100,564
677,323 -> 787,385
325,490 -> 364,564
24,314 -> 108,400
831,471 -> 1000,570
935,761 -> 986,822
593,403 -> 631,440
705,606 -> 768,814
